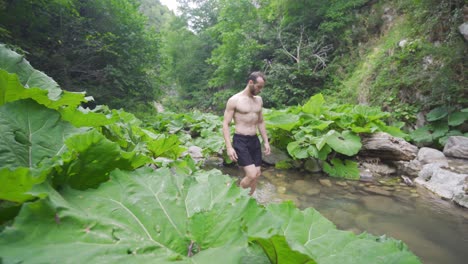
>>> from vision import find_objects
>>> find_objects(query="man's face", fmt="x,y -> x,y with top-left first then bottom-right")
249,77 -> 265,95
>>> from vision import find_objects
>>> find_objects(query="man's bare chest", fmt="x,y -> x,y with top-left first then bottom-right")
235,97 -> 261,114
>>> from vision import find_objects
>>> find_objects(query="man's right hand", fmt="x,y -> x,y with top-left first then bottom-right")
227,147 -> 238,162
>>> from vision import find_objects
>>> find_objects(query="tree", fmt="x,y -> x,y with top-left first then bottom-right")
0,0 -> 162,110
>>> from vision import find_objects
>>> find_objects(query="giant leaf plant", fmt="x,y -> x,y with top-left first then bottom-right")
0,168 -> 420,263
0,45 -> 421,263
265,94 -> 407,179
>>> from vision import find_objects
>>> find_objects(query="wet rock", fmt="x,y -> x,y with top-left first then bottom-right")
184,145 -> 204,162
382,186 -> 396,191
363,186 -> 393,196
262,145 -> 292,165
417,147 -> 449,167
415,163 -> 468,208
447,157 -> 468,174
203,156 -> 224,167
359,132 -> 418,161
361,162 -> 396,176
262,170 -> 274,179
277,185 -> 287,194
359,168 -> 374,182
336,181 -> 348,187
459,22 -> 468,41
277,193 -> 299,206
443,136 -> 468,160
392,160 -> 422,178
304,158 -> 322,173
291,180 -> 320,196
319,178 -> 332,187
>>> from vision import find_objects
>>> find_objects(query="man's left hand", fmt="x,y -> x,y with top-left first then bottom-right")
263,142 -> 271,155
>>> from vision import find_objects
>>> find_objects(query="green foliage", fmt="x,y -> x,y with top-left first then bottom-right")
410,106 -> 467,147
323,0 -> 465,129
208,0 -> 265,88
0,44 -> 421,264
0,0 -> 162,110
323,158 -> 360,180
0,169 -> 420,263
265,93 -> 406,179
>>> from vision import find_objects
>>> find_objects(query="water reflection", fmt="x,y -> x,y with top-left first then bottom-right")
209,165 -> 468,264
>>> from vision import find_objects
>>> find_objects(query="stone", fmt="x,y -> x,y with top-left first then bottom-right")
363,186 -> 393,196
185,145 -> 203,162
359,132 -> 418,161
361,162 -> 396,176
304,158 -> 322,173
319,178 -> 332,187
277,185 -> 287,194
417,147 -> 448,167
336,181 -> 348,187
415,164 -> 468,208
359,168 -> 373,182
459,22 -> 468,41
443,136 -> 468,160
262,145 -> 292,165
392,160 -> 421,178
291,180 -> 321,196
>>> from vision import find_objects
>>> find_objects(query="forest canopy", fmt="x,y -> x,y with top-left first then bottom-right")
1,0 -> 466,118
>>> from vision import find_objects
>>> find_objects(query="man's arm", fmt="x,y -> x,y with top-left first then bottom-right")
257,98 -> 271,155
223,97 -> 238,162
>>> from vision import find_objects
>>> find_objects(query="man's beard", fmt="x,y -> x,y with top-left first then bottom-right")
250,85 -> 259,95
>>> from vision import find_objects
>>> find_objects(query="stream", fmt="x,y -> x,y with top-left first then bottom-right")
204,163 -> 468,264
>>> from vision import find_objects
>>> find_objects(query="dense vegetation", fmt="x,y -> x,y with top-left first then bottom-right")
1,0 -> 465,116
0,1 -> 465,261
0,45 -> 421,263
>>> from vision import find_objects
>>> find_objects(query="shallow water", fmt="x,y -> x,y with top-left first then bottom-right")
207,164 -> 468,264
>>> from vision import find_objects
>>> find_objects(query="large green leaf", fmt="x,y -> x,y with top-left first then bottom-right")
325,130 -> 362,156
448,111 -> 468,126
0,167 -> 47,203
426,106 -> 449,122
52,130 -> 150,190
351,105 -> 390,122
0,99 -> 83,169
147,134 -> 186,160
265,202 -> 419,263
254,235 -> 316,264
410,126 -> 433,143
323,158 -> 360,180
265,112 -> 300,131
302,93 -> 325,115
287,141 -> 309,159
0,44 -> 62,99
0,168 -> 279,263
0,168 -> 420,263
0,69 -> 87,109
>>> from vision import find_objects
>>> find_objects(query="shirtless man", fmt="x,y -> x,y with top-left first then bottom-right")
222,71 -> 271,195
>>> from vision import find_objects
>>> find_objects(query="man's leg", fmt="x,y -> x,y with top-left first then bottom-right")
240,165 -> 261,195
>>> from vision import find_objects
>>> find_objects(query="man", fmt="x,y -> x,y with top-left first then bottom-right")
222,71 -> 271,195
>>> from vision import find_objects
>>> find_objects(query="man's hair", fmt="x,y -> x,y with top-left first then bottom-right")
247,71 -> 266,83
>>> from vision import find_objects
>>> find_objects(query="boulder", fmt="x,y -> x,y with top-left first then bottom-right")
415,164 -> 468,208
417,147 -> 448,167
459,22 -> 468,41
304,158 -> 322,173
185,145 -> 204,162
262,145 -> 291,165
392,160 -> 421,178
443,136 -> 468,160
359,132 -> 418,161
361,162 -> 396,176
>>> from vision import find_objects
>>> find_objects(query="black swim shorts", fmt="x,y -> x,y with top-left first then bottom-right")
233,133 -> 262,167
